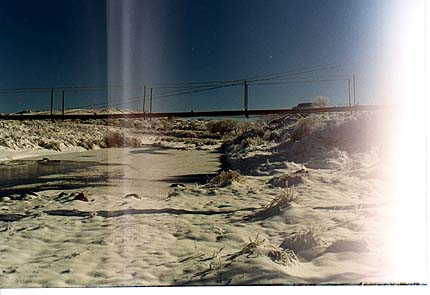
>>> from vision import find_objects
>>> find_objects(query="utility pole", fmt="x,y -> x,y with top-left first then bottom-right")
353,74 -> 356,105
50,88 -> 54,115
62,90 -> 65,116
244,80 -> 249,118
143,85 -> 146,114
348,79 -> 351,106
150,87 -> 153,113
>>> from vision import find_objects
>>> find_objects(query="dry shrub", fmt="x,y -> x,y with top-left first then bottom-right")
290,114 -> 323,142
234,121 -> 253,134
280,227 -> 323,254
210,170 -> 244,187
104,131 -> 124,147
104,131 -> 140,148
38,140 -> 61,151
132,119 -> 148,129
312,96 -> 329,107
77,139 -> 95,150
239,136 -> 264,149
157,119 -> 174,131
0,137 -> 11,148
262,130 -> 280,142
222,121 -> 268,154
202,139 -> 218,145
167,130 -> 198,138
188,120 -> 207,131
207,120 -> 238,135
113,118 -> 134,128
249,123 -> 266,138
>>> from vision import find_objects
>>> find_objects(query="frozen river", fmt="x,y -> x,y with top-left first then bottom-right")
0,145 -> 221,198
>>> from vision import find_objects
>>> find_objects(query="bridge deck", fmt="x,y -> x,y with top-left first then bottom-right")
0,105 -> 391,120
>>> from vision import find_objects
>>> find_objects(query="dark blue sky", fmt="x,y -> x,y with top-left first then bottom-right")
0,0 -> 425,113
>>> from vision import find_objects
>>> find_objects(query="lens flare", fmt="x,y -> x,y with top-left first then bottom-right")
379,0 -> 427,283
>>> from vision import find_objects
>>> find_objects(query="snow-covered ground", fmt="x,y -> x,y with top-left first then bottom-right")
0,116 -> 221,162
0,110 -> 426,286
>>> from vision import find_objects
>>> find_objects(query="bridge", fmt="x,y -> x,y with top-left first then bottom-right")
0,65 -> 390,120
0,105 -> 390,120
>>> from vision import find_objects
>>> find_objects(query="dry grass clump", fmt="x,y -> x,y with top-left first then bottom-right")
228,234 -> 266,260
228,234 -> 298,266
246,188 -> 297,220
210,170 -> 244,187
267,247 -> 299,266
206,120 -> 238,135
290,114 -> 324,142
266,187 -> 298,209
280,227 -> 323,254
268,173 -> 304,188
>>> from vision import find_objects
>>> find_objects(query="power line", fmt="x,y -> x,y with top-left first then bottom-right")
149,83 -> 235,90
64,86 -> 214,111
249,78 -> 347,86
104,83 -> 240,109
1,63 -> 354,113
46,76 -> 348,112
247,64 -> 348,83
147,79 -> 243,88
0,63 -> 349,95
65,96 -> 139,112
0,88 -> 52,94
0,84 -> 144,95
147,63 -> 348,87
154,83 -> 240,100
69,83 -> 240,111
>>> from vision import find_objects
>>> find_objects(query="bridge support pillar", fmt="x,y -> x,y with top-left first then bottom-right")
244,80 -> 249,118
62,90 -> 65,116
150,87 -> 153,121
50,88 -> 54,116
353,74 -> 356,105
143,85 -> 146,120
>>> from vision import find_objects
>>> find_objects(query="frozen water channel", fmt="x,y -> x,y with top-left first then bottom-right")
0,145 -> 221,198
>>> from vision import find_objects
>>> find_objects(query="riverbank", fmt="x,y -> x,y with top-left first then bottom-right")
0,111 -> 426,286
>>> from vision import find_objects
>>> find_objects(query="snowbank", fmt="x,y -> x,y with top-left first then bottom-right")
224,111 -> 393,172
0,116 -> 222,161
